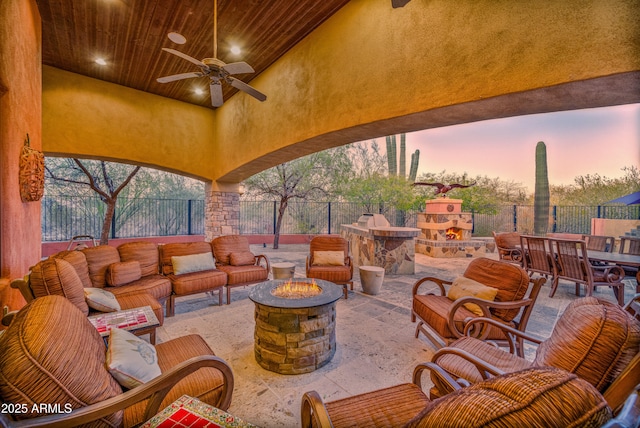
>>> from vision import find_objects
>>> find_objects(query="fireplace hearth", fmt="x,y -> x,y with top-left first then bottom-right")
415,198 -> 487,258
249,279 -> 343,374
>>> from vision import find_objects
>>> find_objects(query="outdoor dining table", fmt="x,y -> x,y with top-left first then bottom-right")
587,250 -> 640,293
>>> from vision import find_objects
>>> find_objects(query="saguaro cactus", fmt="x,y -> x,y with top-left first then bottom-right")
386,133 -> 419,182
534,141 -> 550,235
386,135 -> 397,176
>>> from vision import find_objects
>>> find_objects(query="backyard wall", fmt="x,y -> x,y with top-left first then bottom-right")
591,218 -> 640,250
0,0 -> 41,312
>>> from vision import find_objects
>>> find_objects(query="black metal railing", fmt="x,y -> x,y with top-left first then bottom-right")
41,196 -> 640,241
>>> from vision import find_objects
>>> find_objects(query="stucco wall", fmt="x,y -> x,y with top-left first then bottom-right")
43,66 -> 217,180
0,0 -> 41,309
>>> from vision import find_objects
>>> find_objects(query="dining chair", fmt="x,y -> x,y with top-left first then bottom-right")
619,236 -> 640,255
582,234 -> 615,252
548,238 -> 626,305
519,235 -> 555,287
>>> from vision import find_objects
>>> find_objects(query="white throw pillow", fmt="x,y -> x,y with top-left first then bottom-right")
84,287 -> 121,312
171,252 -> 216,275
106,328 -> 161,389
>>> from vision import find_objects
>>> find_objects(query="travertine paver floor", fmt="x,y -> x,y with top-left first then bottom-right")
155,244 -> 637,427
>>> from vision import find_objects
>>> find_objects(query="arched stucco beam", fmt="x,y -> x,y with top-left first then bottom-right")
217,71 -> 640,183
212,0 -> 640,183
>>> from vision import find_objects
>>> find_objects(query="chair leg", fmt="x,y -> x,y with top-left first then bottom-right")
226,286 -> 231,305
548,277 -> 559,297
219,288 -> 223,306
166,295 -> 175,317
343,284 -> 348,299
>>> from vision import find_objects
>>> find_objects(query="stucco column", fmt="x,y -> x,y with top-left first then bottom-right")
205,182 -> 241,241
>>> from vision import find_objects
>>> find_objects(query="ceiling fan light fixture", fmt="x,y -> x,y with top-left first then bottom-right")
194,88 -> 204,95
230,45 -> 241,55
95,58 -> 107,66
167,32 -> 187,44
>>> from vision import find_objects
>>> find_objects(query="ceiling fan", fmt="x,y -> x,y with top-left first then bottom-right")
156,0 -> 267,107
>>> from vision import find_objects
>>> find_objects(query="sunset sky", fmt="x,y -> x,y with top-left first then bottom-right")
390,103 -> 640,194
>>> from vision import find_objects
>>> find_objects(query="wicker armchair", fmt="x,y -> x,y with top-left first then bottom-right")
306,236 -> 354,299
301,366 -> 611,428
412,257 -> 545,356
0,295 -> 233,427
492,231 -> 523,265
211,235 -> 270,304
548,237 -> 626,305
430,296 -> 640,413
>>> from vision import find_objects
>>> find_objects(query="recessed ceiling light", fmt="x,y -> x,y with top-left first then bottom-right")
168,32 -> 186,44
194,88 -> 204,95
95,58 -> 107,66
230,46 -> 241,55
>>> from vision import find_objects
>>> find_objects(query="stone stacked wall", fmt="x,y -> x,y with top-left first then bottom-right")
205,191 -> 240,240
254,302 -> 336,375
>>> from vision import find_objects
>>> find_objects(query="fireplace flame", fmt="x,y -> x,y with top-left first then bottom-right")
446,227 -> 463,240
271,279 -> 322,299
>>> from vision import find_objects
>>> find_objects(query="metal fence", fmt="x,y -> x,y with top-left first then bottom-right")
41,196 -> 640,241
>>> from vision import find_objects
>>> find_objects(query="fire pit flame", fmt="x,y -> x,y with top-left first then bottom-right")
271,279 -> 322,299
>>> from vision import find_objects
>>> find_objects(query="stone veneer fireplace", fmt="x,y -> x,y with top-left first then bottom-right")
415,198 -> 486,258
248,279 -> 343,375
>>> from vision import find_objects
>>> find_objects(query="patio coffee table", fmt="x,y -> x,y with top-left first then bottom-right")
142,394 -> 257,428
88,305 -> 160,344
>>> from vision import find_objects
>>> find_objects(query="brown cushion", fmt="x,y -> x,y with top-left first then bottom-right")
412,294 -> 515,342
494,232 -> 521,249
118,241 -> 160,277
212,235 -> 251,266
407,367 -> 611,428
114,292 -> 164,326
159,242 -> 214,275
218,265 -> 268,285
51,250 -> 92,288
106,261 -> 142,286
83,245 -> 121,288
229,251 -> 256,266
463,257 -> 529,322
312,250 -> 345,266
168,270 -> 228,296
0,295 -> 123,425
106,274 -> 172,302
534,297 -> 640,392
307,265 -> 352,284
325,383 -> 430,427
29,258 -> 89,315
123,334 -> 225,427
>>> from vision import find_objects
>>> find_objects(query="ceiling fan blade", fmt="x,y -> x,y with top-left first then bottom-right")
161,48 -> 207,68
222,62 -> 255,75
156,72 -> 202,83
210,81 -> 224,107
228,77 -> 267,102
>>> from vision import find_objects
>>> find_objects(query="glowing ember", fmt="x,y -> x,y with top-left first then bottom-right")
271,279 -> 322,299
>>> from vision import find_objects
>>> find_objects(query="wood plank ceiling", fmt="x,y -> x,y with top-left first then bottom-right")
36,0 -> 351,109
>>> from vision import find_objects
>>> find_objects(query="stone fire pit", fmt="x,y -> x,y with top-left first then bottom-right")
248,279 -> 343,375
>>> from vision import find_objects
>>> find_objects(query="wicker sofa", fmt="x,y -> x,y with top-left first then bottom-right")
0,295 -> 233,427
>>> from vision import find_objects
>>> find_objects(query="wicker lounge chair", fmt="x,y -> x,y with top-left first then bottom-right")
412,257 -> 545,356
520,234 -> 556,285
301,366 -> 612,428
430,295 -> 640,413
0,295 -> 233,427
306,236 -> 354,299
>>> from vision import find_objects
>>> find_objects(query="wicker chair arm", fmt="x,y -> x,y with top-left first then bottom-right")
592,264 -> 625,283
413,361 -> 463,392
462,316 -> 544,354
300,390 -> 334,428
10,278 -> 35,303
432,347 -> 506,381
255,254 -> 270,272
412,277 -> 450,297
0,355 -> 234,428
1,311 -> 17,327
498,247 -> 523,262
